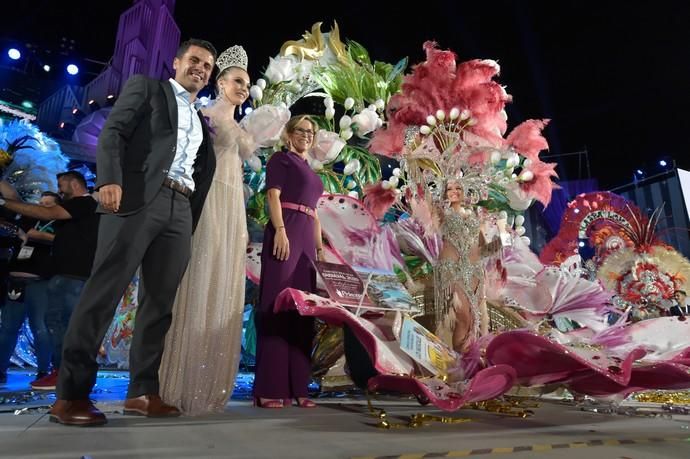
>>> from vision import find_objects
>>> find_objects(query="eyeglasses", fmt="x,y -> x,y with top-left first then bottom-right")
294,127 -> 315,137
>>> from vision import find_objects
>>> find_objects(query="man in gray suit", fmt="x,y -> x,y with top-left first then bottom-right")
50,38 -> 218,426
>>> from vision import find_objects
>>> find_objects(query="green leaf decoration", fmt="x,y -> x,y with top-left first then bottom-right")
246,191 -> 269,226
347,40 -> 371,66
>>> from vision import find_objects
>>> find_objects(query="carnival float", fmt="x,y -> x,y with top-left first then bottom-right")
3,21 -> 690,414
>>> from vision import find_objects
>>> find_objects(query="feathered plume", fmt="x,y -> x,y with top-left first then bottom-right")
370,42 -> 512,157
506,119 -> 550,160
1,119 -> 69,202
503,119 -> 558,206
362,182 -> 397,219
409,195 -> 439,236
519,159 -> 559,207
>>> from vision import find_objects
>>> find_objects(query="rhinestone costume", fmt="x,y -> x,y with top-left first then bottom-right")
434,208 -> 484,350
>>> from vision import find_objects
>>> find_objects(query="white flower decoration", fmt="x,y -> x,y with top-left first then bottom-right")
352,107 -> 379,135
249,85 -> 263,101
264,56 -> 298,84
309,130 -> 345,164
343,159 -> 361,175
339,115 -> 352,130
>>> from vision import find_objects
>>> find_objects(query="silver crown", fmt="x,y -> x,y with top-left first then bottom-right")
216,45 -> 248,73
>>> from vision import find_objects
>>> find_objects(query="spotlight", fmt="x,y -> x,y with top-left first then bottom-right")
43,64 -> 51,72
106,94 -> 115,100
71,107 -> 85,120
105,94 -> 116,106
659,160 -> 667,167
88,99 -> 101,110
21,101 -> 33,109
7,48 -> 21,60
58,121 -> 76,138
66,64 -> 79,75
633,168 -> 646,183
578,238 -> 595,260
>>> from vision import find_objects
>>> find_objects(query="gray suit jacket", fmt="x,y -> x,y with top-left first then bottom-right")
95,75 -> 216,230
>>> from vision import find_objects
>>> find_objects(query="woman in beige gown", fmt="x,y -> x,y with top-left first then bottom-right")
159,45 -> 255,415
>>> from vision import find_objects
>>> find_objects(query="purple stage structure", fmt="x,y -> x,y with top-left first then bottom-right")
36,0 -> 179,159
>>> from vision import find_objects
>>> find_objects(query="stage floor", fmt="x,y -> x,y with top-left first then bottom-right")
1,369 -> 689,459
0,368 -> 261,410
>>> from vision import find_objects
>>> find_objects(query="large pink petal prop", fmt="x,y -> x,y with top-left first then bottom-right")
275,289 -> 414,375
317,194 -> 400,272
486,331 -> 645,387
368,365 -> 516,412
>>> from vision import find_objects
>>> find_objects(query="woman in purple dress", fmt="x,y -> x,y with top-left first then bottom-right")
254,115 -> 325,408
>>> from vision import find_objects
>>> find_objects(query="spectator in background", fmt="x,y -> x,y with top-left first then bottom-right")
0,172 -> 99,390
669,290 -> 689,316
0,191 -> 60,385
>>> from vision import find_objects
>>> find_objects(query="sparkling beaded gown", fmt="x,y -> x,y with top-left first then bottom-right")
159,99 -> 255,415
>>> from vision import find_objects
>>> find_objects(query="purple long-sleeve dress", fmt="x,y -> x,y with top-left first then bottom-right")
254,150 -> 324,399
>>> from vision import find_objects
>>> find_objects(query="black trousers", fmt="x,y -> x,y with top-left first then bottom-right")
57,188 -> 192,400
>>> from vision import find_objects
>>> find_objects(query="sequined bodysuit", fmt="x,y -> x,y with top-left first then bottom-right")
434,208 -> 484,350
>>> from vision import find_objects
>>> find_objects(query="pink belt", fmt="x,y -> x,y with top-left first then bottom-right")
281,202 -> 315,218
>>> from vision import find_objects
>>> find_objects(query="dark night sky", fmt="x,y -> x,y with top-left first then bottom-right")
3,0 -> 690,189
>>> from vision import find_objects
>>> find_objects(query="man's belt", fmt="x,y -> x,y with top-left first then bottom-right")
162,177 -> 192,198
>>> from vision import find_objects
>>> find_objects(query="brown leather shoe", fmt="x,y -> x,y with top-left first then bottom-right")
123,394 -> 181,417
49,400 -> 107,426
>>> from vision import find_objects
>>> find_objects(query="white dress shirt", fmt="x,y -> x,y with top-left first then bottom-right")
167,78 -> 203,192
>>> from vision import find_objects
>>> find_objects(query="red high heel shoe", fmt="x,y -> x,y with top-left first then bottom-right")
253,398 -> 284,408
294,397 -> 316,408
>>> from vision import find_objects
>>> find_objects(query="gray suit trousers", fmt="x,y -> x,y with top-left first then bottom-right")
57,187 -> 192,400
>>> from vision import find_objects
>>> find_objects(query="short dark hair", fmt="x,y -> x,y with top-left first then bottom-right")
41,191 -> 62,204
676,290 -> 687,296
56,171 -> 87,189
177,39 -> 217,61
